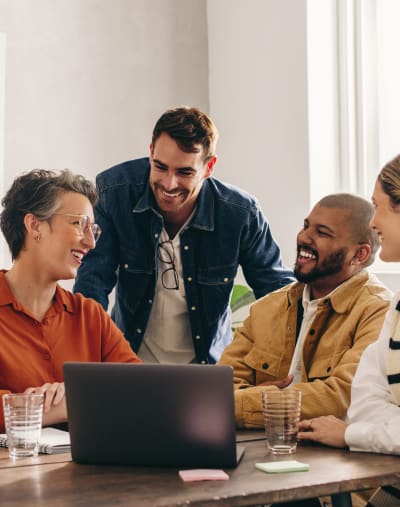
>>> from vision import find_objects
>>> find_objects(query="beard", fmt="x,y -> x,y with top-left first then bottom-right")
294,247 -> 349,284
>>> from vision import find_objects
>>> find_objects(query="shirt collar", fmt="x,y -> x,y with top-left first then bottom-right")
301,285 -> 312,312
53,284 -> 74,314
0,270 -> 74,315
302,282 -> 339,309
133,180 -> 215,231
133,183 -> 158,214
0,271 -> 17,307
300,270 -> 369,314
301,285 -> 321,313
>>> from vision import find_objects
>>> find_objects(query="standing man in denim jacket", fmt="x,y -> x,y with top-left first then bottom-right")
74,107 -> 293,364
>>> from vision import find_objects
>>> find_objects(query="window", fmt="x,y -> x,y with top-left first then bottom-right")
308,0 -> 400,280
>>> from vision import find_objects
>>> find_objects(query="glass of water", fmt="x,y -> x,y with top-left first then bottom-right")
3,393 -> 44,458
262,390 -> 302,454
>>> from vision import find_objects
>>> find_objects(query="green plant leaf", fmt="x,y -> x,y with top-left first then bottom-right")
230,284 -> 255,313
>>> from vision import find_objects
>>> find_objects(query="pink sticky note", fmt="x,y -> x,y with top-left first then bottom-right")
178,469 -> 230,482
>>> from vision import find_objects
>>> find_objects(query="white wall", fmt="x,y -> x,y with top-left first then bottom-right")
0,0 -> 209,187
1,0 -> 312,273
207,0 -> 310,269
1,0 -> 396,292
0,32 -> 5,191
0,32 -> 6,267
0,0 -> 209,269
307,0 -> 340,205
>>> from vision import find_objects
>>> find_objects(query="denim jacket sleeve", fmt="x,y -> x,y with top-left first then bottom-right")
73,159 -> 155,311
239,205 -> 294,298
73,184 -> 121,310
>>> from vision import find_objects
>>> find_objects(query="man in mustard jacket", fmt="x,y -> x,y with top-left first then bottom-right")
218,193 -> 392,428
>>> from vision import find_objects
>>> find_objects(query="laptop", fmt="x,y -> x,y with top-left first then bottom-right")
63,362 -> 245,467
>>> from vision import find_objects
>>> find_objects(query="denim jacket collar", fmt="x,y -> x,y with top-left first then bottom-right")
133,180 -> 214,231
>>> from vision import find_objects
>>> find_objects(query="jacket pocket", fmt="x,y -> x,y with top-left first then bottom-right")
117,247 -> 154,313
197,264 -> 237,325
244,347 -> 281,382
308,354 -> 336,380
119,246 -> 153,275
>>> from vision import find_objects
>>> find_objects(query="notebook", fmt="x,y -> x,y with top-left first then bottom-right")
0,427 -> 70,454
63,362 -> 244,467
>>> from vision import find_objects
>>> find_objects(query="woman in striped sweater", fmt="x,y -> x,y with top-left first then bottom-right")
298,154 -> 400,507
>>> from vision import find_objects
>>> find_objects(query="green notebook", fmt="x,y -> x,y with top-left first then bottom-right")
255,460 -> 310,473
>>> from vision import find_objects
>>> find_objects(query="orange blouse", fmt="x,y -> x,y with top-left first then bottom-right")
0,271 -> 140,430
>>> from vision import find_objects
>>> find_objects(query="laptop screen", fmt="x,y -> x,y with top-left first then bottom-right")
64,362 -> 239,467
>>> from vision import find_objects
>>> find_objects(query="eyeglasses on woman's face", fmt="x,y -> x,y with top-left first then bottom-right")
53,213 -> 102,243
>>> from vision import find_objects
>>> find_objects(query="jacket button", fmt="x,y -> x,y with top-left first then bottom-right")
262,363 -> 269,370
124,264 -> 128,269
136,328 -> 142,334
148,299 -> 152,304
309,329 -> 315,335
154,233 -> 159,238
191,306 -> 196,311
187,276 -> 193,282
201,360 -> 207,365
195,335 -> 200,340
184,245 -> 189,251
223,277 -> 229,283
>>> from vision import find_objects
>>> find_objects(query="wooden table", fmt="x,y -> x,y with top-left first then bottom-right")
1,435 -> 400,506
0,449 -> 71,469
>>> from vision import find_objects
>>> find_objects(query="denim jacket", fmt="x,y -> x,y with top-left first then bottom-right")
73,158 -> 294,362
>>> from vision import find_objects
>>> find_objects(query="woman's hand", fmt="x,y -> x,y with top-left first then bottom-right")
24,382 -> 65,413
24,382 -> 67,426
297,415 -> 348,449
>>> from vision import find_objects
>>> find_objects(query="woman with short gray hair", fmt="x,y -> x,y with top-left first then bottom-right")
0,169 -> 140,432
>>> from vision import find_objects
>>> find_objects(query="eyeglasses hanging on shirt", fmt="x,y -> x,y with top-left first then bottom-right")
157,240 -> 179,290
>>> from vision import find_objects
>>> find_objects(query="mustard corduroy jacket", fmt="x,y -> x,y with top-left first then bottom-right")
218,271 -> 392,428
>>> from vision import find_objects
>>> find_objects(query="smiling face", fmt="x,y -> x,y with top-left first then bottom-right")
294,204 -> 362,298
370,180 -> 400,262
37,191 -> 96,282
149,132 -> 216,228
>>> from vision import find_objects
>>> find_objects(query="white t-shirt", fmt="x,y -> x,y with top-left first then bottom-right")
288,285 -> 319,383
138,226 -> 195,364
288,283 -> 342,383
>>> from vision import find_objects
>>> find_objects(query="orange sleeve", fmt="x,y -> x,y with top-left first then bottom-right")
93,300 -> 141,363
102,316 -> 142,363
0,389 -> 12,433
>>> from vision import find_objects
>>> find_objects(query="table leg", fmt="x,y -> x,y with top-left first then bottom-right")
331,492 -> 352,507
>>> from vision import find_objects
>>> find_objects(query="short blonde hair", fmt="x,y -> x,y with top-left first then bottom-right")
378,154 -> 400,207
